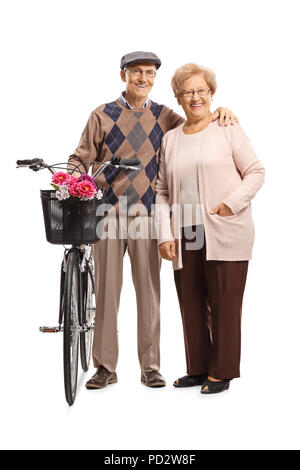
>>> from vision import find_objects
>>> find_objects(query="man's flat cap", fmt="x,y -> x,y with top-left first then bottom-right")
120,51 -> 161,70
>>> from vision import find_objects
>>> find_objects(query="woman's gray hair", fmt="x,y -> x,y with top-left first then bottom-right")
171,63 -> 217,97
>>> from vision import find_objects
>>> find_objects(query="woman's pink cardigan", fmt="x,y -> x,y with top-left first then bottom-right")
155,121 -> 265,270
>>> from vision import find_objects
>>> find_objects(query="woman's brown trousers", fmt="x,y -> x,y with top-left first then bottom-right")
174,227 -> 249,379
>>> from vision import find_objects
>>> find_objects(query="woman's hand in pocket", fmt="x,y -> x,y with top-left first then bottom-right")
159,241 -> 176,260
209,203 -> 234,217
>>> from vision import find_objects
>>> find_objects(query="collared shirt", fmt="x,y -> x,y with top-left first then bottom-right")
118,91 -> 149,109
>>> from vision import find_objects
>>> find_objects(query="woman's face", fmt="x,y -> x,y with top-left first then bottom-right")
177,73 -> 212,121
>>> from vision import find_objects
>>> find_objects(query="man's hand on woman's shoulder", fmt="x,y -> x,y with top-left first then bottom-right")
212,108 -> 239,126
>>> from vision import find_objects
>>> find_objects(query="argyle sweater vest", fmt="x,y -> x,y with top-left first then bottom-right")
68,99 -> 183,215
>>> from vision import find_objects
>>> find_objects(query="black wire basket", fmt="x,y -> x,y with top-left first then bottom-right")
40,190 -> 104,245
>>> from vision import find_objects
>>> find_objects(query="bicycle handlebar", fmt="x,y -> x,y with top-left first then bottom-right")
16,155 -> 141,177
109,155 -> 140,166
16,158 -> 44,166
121,158 -> 139,166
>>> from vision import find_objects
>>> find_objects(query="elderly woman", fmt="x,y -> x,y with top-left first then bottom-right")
155,63 -> 265,394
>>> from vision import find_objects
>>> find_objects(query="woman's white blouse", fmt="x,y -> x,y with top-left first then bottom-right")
178,127 -> 207,227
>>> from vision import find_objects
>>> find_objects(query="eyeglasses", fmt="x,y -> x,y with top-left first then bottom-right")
180,88 -> 211,98
125,68 -> 157,78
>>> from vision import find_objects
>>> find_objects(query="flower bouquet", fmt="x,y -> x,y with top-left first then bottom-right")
51,172 -> 104,201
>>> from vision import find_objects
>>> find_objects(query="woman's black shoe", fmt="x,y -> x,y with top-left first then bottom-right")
173,374 -> 208,387
201,379 -> 230,394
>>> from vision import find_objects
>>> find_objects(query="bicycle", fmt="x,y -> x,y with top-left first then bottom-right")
16,156 -> 140,405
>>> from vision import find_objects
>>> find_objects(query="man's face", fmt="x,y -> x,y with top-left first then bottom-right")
120,62 -> 156,100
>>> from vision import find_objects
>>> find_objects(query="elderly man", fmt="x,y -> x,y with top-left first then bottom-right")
68,51 -> 237,390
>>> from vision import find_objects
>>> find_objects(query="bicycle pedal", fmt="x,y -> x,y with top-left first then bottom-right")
39,326 -> 61,333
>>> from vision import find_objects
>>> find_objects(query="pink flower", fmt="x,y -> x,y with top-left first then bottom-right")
76,180 -> 96,200
77,174 -> 97,189
69,180 -> 80,197
52,172 -> 74,186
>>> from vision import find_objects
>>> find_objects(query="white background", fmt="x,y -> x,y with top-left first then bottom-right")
1,0 -> 300,450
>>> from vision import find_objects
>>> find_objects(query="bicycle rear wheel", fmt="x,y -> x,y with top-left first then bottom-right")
80,263 -> 95,371
63,251 -> 80,406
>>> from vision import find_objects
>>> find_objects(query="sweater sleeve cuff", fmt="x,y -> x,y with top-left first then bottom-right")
222,198 -> 239,215
158,237 -> 175,246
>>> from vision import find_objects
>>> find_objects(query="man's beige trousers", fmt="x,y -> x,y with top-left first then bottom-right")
91,216 -> 161,373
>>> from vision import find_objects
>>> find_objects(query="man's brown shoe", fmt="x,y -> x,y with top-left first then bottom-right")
85,366 -> 117,390
141,370 -> 166,387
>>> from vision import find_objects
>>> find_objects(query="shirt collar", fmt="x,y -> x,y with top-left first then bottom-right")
118,91 -> 149,109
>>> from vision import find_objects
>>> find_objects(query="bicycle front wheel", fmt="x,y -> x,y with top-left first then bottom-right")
63,251 -> 80,406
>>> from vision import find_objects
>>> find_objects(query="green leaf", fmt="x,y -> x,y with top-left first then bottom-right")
51,183 -> 59,190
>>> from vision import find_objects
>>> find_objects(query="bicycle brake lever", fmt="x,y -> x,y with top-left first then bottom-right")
29,163 -> 44,171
